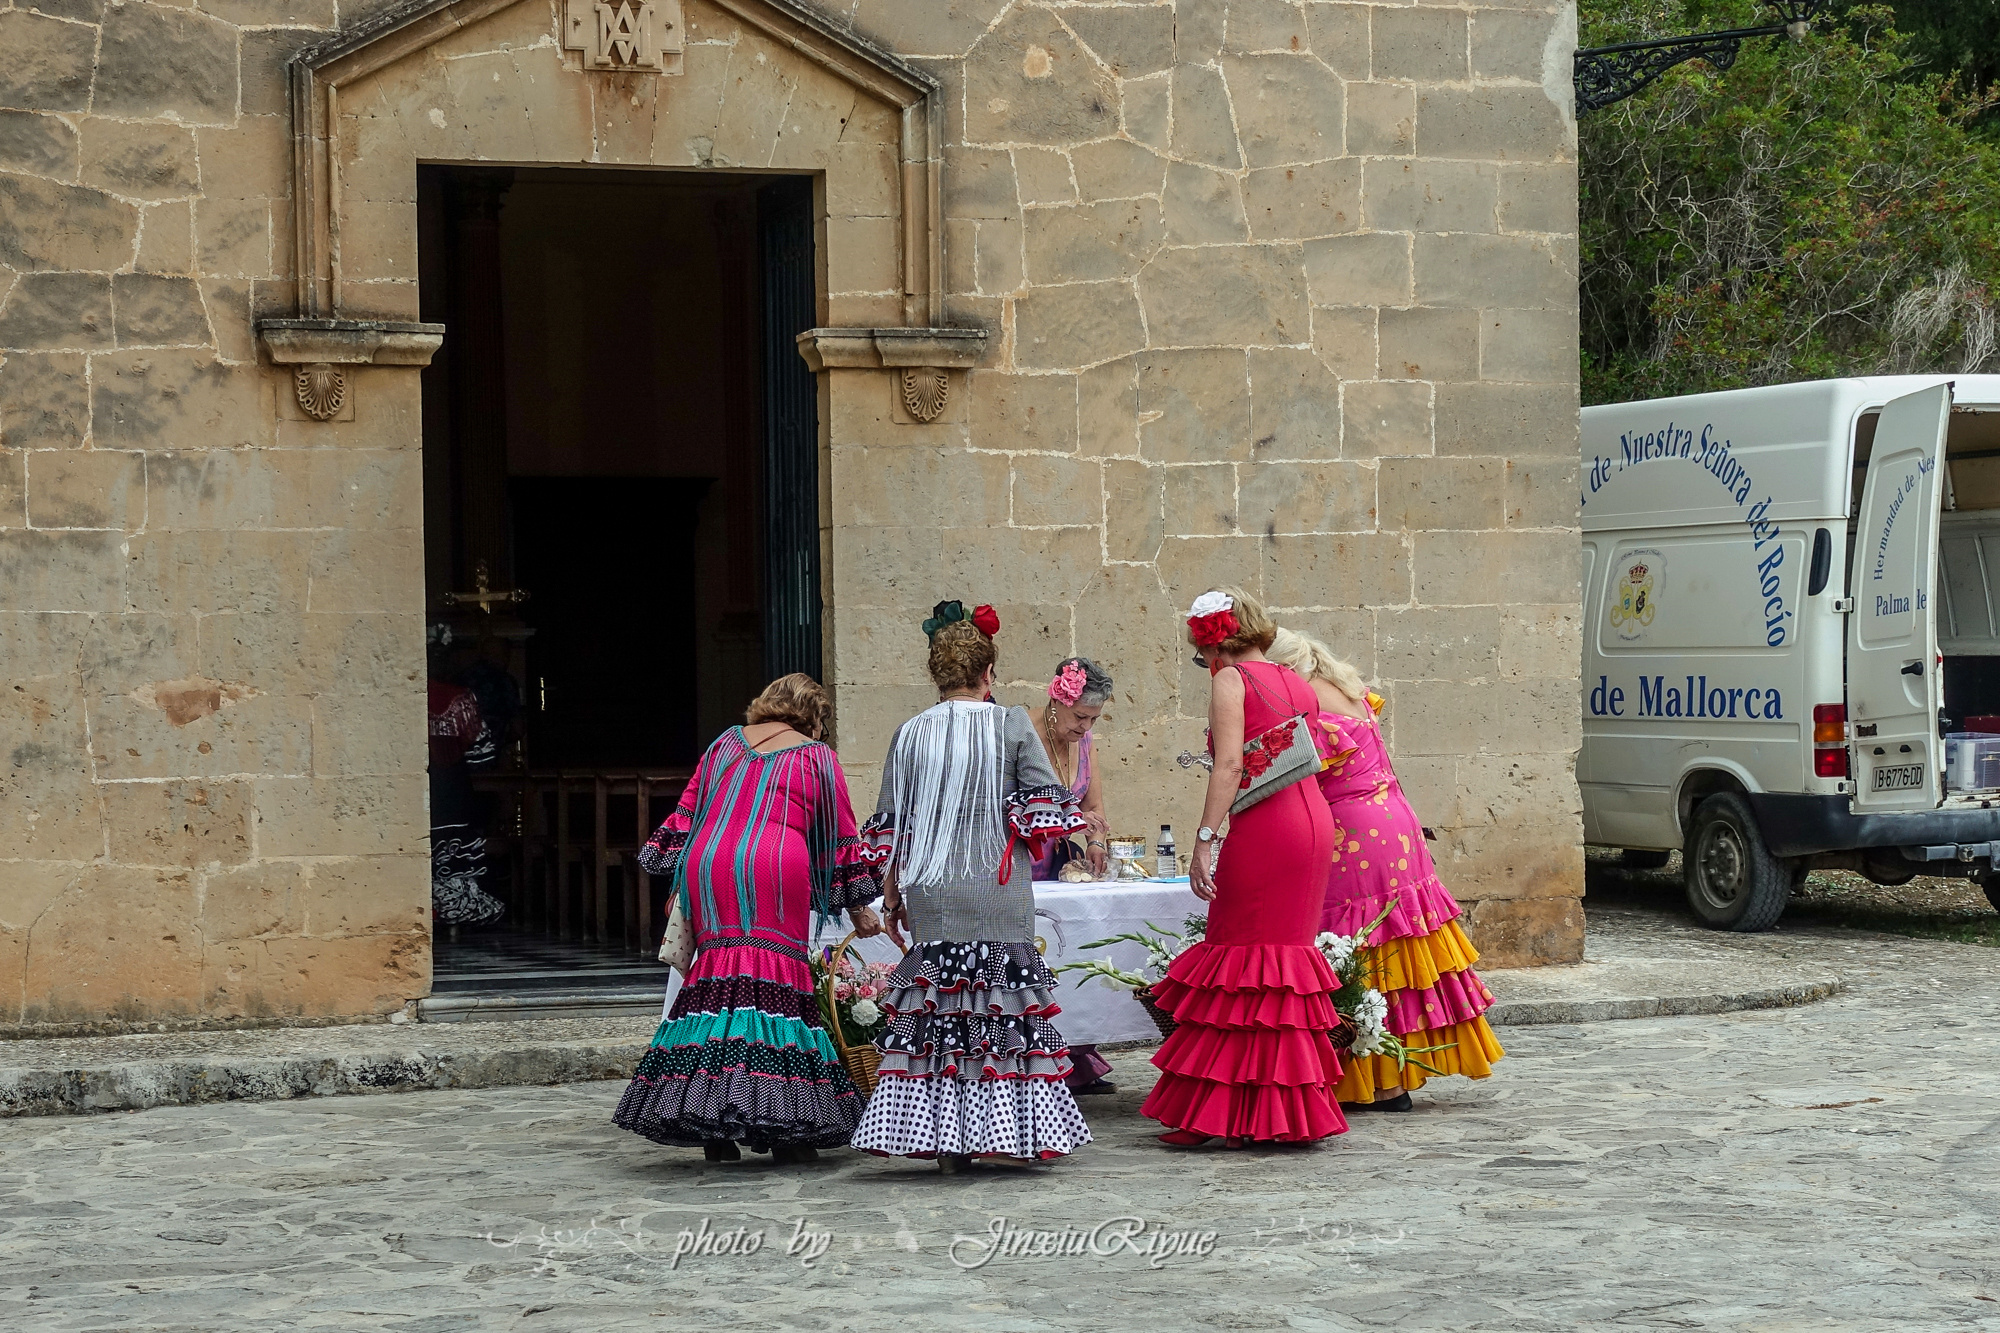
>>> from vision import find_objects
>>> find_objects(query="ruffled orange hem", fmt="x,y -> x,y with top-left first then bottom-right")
1333,1016 -> 1505,1102
1357,920 -> 1482,993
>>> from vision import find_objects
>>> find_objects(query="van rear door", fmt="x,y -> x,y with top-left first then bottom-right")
1848,383 -> 1952,812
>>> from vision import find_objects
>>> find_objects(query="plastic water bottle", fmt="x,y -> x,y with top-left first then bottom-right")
1156,825 -> 1176,879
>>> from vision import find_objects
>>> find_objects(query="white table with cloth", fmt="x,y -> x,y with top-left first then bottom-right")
823,878 -> 1206,1045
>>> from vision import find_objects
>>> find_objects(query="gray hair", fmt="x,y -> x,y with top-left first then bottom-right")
1057,656 -> 1115,707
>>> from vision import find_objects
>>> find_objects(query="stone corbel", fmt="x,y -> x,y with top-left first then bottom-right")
256,318 -> 446,422
794,327 -> 988,424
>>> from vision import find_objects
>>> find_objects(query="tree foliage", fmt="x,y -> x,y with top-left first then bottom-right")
1579,2 -> 2000,405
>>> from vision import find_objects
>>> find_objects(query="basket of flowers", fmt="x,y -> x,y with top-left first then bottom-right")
1316,898 -> 1453,1075
1052,914 -> 1207,1041
811,930 -> 905,1097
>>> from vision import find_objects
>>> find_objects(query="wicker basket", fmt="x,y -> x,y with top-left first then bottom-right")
1328,1014 -> 1358,1053
823,928 -> 906,1098
1133,984 -> 1178,1039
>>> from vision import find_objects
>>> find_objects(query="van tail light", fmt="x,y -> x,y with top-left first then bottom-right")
1813,703 -> 1849,778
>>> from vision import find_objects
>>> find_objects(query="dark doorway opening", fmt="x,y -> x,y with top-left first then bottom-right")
416,165 -> 820,1005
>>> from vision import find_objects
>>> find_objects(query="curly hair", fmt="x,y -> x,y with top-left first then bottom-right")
745,672 -> 831,739
1186,584 -> 1276,655
928,620 -> 996,693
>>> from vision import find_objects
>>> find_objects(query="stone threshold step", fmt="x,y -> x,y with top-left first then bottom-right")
0,945 -> 1851,1118
417,991 -> 664,1023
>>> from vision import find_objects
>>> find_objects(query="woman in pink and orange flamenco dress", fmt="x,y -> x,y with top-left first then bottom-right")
1141,587 -> 1347,1148
1268,628 -> 1504,1113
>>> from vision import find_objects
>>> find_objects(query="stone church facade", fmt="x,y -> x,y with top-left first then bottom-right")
0,0 -> 1582,1027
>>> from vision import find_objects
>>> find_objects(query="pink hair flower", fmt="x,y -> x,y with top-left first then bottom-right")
1049,661 -> 1087,706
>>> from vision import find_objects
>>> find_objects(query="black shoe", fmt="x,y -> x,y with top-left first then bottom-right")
1072,1079 -> 1117,1096
702,1140 -> 741,1162
771,1144 -> 819,1165
1343,1092 -> 1413,1113
937,1153 -> 974,1175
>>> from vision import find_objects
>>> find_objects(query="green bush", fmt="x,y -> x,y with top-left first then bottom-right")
1580,2 -> 2000,404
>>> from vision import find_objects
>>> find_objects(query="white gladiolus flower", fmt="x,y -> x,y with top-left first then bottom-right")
848,998 -> 881,1026
1315,931 -> 1356,971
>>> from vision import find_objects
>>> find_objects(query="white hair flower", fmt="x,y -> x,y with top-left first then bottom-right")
1187,590 -> 1235,618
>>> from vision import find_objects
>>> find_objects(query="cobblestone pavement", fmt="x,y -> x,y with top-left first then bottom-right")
3,906 -> 1997,1332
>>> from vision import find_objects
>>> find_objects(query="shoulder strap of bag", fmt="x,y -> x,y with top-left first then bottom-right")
1234,662 -> 1302,719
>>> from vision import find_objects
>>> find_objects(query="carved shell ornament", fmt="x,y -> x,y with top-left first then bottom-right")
295,363 -> 346,421
901,367 -> 949,423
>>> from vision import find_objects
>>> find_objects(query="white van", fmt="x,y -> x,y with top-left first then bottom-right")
1580,375 -> 2000,929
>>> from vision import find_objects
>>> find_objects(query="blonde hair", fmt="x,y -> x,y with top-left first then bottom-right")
1187,584 -> 1276,655
928,620 -> 996,693
745,672 -> 831,739
1268,628 -> 1368,702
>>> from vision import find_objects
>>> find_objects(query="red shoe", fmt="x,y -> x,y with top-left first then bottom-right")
1156,1130 -> 1214,1148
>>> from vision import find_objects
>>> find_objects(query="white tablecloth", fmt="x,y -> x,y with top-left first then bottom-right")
827,879 -> 1205,1045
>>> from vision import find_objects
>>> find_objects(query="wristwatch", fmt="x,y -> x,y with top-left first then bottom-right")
1196,826 -> 1218,843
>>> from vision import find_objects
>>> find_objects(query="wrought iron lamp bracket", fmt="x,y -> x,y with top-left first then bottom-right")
1573,0 -> 1830,114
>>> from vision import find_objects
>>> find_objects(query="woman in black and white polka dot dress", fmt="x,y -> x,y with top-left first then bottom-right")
850,606 -> 1094,1171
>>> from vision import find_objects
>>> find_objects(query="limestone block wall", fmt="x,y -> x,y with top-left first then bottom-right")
0,0 -> 1582,1028
827,0 -> 1586,968
0,0 -> 437,1028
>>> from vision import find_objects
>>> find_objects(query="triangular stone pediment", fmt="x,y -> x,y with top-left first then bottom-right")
283,0 -> 943,326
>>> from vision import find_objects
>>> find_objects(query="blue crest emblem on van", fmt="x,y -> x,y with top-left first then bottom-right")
1609,550 -> 1661,641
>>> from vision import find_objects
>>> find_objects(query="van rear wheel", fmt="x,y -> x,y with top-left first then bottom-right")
1683,793 -> 1795,931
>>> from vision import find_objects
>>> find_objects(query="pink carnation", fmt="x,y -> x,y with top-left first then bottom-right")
858,983 -> 877,999
833,981 -> 853,1001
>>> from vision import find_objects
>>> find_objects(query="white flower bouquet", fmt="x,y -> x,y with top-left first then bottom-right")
1316,899 -> 1454,1075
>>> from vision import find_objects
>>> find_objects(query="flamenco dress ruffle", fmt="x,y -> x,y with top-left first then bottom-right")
1140,941 -> 1349,1142
613,936 -> 863,1149
849,940 -> 1093,1160
1324,872 -> 1505,1100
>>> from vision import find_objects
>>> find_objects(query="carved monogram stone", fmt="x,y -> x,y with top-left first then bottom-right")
563,0 -> 683,74
295,364 -> 346,421
901,367 -> 949,423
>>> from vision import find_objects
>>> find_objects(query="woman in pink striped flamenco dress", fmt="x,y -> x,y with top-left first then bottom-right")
1141,587 -> 1347,1148
614,674 -> 885,1164
1268,629 -> 1504,1112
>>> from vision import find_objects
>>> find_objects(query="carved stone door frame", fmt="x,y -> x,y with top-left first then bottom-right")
280,0 -> 945,326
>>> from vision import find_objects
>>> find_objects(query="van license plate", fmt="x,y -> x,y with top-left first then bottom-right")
1873,763 -> 1925,791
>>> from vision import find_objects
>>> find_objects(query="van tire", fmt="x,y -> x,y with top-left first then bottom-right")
1982,872 -> 2000,916
1620,849 -> 1672,870
1682,793 -> 1795,931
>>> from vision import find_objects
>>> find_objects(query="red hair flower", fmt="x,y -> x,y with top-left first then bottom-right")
1188,610 -> 1239,647
971,604 -> 1000,637
1186,590 -> 1239,647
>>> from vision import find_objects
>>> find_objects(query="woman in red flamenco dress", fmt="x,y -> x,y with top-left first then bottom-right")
1141,586 -> 1347,1148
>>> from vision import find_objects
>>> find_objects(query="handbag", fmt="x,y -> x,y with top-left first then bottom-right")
657,892 -> 695,973
1229,665 -> 1323,816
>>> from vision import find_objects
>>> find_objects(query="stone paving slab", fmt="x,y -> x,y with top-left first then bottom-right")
0,910 -> 1856,1117
0,906 -> 1994,1330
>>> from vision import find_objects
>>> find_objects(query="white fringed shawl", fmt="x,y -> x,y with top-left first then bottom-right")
883,701 -> 1008,886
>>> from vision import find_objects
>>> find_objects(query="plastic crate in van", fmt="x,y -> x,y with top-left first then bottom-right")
1944,733 -> 2000,792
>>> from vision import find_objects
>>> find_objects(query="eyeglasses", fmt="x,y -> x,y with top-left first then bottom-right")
1190,653 -> 1207,669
